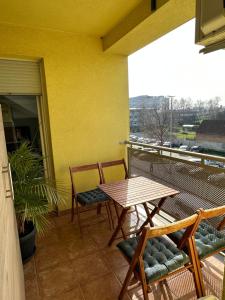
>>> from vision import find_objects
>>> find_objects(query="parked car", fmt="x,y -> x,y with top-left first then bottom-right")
143,138 -> 151,144
152,141 -> 161,146
179,145 -> 189,151
137,137 -> 145,143
143,148 -> 158,154
188,158 -> 201,164
205,160 -> 225,168
149,139 -> 156,143
190,145 -> 202,153
171,142 -> 180,148
163,141 -> 172,148
129,135 -> 138,142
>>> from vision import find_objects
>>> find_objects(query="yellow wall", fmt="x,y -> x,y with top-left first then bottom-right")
0,24 -> 129,209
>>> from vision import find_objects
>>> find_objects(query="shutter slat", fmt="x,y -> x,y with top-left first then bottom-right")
0,59 -> 41,95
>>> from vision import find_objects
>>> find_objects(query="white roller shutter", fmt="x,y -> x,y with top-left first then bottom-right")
0,59 -> 41,95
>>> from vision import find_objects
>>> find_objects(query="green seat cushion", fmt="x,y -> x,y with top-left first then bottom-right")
169,222 -> 225,259
117,236 -> 189,283
77,188 -> 108,206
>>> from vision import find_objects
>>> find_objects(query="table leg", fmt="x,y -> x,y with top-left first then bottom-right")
113,201 -> 126,239
108,207 -> 129,246
137,197 -> 167,235
143,203 -> 154,227
149,196 -> 167,219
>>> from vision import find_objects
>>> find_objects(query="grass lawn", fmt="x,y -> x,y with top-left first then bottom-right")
176,131 -> 196,140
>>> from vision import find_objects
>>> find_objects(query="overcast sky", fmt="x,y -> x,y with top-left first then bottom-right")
128,19 -> 225,104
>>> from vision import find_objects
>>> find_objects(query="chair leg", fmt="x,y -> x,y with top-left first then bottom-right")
97,203 -> 102,215
188,237 -> 204,298
113,201 -> 126,240
195,258 -> 205,296
139,258 -> 148,300
119,263 -> 135,300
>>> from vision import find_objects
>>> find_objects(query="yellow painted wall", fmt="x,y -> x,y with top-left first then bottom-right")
0,24 -> 129,209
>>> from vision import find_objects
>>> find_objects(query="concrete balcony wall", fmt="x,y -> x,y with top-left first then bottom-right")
0,24 -> 129,209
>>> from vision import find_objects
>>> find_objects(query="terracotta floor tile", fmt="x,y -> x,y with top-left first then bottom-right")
113,265 -> 130,284
88,219 -> 112,232
23,257 -> 36,279
71,252 -> 110,283
63,236 -> 98,260
38,262 -> 79,298
35,243 -> 67,272
102,248 -> 128,270
128,282 -> 177,300
57,223 -> 83,242
24,213 -> 225,300
80,273 -> 130,300
36,230 -> 60,248
42,286 -> 84,300
25,276 -> 40,300
54,214 -> 72,228
89,228 -> 113,249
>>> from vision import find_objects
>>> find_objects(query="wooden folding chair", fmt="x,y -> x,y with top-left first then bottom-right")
69,163 -> 112,234
117,212 -> 203,299
169,205 -> 225,296
99,159 -> 140,229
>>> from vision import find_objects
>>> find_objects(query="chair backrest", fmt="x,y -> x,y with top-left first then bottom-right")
99,159 -> 128,184
69,163 -> 102,196
138,212 -> 201,258
200,204 -> 225,230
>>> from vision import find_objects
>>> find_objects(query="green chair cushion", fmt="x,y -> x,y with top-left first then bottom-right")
117,236 -> 189,283
169,221 -> 225,259
77,188 -> 108,206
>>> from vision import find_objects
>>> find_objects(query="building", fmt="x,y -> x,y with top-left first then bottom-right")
182,124 -> 198,132
130,108 -> 142,132
129,95 -> 169,132
196,120 -> 225,151
129,95 -> 169,109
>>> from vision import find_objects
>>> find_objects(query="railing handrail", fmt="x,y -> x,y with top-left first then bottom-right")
125,141 -> 225,164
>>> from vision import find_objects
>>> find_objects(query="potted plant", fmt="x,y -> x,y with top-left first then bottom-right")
9,142 -> 64,262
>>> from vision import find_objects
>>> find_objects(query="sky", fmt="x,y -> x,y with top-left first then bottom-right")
128,19 -> 225,104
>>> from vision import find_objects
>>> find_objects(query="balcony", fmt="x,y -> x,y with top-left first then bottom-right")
0,1 -> 223,299
24,143 -> 225,300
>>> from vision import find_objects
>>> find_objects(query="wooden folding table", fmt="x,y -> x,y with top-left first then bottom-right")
99,176 -> 179,246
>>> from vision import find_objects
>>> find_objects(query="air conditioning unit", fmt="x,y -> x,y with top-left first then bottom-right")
196,0 -> 225,54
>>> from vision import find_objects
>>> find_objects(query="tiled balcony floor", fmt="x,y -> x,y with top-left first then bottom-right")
24,207 -> 224,300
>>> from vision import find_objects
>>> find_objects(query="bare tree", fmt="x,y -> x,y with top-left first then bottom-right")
194,99 -> 206,112
140,104 -> 170,145
207,97 -> 221,119
172,97 -> 194,125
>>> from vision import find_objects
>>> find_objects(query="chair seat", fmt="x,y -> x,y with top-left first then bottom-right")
117,236 -> 189,283
77,188 -> 108,206
169,221 -> 225,259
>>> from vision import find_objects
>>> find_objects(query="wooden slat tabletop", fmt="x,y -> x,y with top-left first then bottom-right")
99,176 -> 179,208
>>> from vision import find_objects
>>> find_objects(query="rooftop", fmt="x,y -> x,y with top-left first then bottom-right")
197,120 -> 225,136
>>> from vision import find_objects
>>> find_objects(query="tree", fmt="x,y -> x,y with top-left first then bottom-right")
173,97 -> 194,125
140,103 -> 170,145
207,97 -> 221,119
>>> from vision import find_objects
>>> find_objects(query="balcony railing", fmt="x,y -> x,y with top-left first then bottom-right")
126,141 -> 225,230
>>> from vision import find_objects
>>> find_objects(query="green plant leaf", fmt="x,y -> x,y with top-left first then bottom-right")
9,142 -> 66,235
